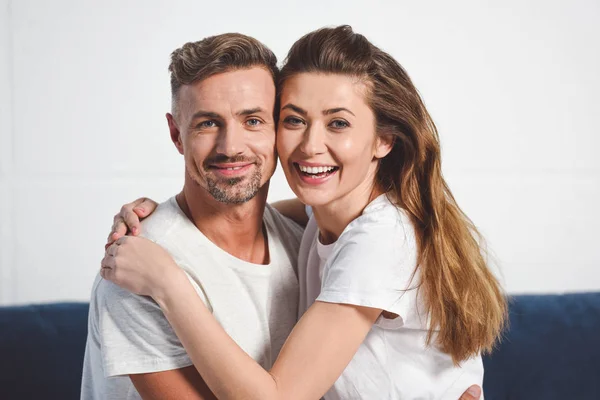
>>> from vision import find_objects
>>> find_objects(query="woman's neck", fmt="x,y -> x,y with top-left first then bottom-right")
312,182 -> 385,245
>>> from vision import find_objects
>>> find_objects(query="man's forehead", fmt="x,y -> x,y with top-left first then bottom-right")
188,68 -> 274,98
178,68 -> 275,116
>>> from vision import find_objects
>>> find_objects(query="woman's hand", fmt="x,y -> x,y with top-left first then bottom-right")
101,236 -> 185,300
106,197 -> 159,247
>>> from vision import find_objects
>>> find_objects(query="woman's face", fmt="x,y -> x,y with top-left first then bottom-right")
276,72 -> 392,207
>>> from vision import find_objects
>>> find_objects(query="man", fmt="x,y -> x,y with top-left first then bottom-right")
81,33 -> 483,400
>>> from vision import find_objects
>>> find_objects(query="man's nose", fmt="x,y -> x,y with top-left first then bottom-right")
216,124 -> 245,156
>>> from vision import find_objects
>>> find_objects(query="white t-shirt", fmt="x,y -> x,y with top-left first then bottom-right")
297,194 -> 484,400
81,197 -> 304,399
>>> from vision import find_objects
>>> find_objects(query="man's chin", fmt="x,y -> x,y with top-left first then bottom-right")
208,185 -> 259,205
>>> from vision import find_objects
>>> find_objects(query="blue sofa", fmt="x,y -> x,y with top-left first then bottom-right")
1,293 -> 599,399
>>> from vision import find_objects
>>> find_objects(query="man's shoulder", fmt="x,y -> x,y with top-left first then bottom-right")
90,272 -> 158,317
139,197 -> 189,242
264,203 -> 305,243
87,273 -> 192,379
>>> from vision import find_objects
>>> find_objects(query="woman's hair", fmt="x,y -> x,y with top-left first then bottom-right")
279,25 -> 507,363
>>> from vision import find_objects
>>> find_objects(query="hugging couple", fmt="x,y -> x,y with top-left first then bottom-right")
82,25 -> 505,400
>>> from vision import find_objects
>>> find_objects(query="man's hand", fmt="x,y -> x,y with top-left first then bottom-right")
106,197 -> 158,249
459,385 -> 482,399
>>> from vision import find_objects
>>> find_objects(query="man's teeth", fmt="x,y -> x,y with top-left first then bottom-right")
298,165 -> 336,174
224,166 -> 243,170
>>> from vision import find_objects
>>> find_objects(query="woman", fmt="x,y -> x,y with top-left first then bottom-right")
103,25 -> 506,399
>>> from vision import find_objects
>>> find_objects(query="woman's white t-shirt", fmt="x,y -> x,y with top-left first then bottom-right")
297,194 -> 484,400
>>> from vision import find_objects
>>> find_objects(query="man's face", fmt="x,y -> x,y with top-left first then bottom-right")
168,67 -> 277,204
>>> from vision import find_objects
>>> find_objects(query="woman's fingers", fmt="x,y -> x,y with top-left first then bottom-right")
132,198 -> 158,218
105,242 -> 119,257
458,385 -> 481,400
109,217 -> 128,240
121,208 -> 142,235
100,253 -> 116,280
106,198 -> 151,245
116,198 -> 156,236
101,238 -> 127,280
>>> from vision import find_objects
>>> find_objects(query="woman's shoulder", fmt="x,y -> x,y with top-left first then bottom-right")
341,194 -> 416,246
322,194 -> 420,296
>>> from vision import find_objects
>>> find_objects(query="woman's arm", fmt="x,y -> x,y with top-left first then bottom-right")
269,198 -> 309,227
102,234 -> 483,400
102,237 -> 379,400
158,272 -> 380,400
105,197 -> 306,244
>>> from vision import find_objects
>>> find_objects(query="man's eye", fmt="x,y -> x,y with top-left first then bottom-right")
246,118 -> 262,127
329,120 -> 349,129
199,120 -> 217,128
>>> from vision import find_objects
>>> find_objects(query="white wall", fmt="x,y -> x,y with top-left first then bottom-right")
0,0 -> 598,305
1,0 -> 13,304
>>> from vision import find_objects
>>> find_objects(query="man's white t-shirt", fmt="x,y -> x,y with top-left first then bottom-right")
297,194 -> 484,400
81,197 -> 304,399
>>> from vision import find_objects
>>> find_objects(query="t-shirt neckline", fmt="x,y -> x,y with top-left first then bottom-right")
168,196 -> 275,271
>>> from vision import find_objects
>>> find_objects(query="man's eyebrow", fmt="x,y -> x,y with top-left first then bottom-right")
323,107 -> 355,117
190,110 -> 222,121
236,107 -> 268,116
281,103 -> 307,116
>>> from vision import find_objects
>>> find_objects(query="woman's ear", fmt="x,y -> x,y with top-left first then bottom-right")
374,133 -> 395,159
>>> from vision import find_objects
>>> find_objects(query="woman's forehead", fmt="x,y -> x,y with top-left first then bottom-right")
279,73 -> 370,111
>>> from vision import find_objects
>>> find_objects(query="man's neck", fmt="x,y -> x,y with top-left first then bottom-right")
176,178 -> 270,265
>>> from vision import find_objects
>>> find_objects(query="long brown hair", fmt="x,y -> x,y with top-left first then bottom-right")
279,25 -> 507,363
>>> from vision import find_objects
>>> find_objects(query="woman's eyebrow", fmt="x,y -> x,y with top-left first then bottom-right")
323,107 -> 355,116
281,103 -> 307,116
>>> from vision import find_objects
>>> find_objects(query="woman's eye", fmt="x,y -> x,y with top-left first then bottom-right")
329,120 -> 349,129
283,116 -> 304,126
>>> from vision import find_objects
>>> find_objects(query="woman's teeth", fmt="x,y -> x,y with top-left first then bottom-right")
298,165 -> 336,174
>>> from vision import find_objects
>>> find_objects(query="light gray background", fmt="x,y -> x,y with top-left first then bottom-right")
1,0 -> 598,305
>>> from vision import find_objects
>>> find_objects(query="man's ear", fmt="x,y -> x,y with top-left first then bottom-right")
374,133 -> 395,159
166,113 -> 184,155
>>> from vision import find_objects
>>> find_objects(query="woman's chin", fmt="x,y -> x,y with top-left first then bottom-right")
291,186 -> 335,208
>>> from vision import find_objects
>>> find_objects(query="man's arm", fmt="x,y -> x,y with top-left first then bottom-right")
130,366 -> 217,400
95,277 -> 216,399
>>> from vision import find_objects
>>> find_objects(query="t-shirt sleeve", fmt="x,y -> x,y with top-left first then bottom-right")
316,219 -> 417,327
93,276 -> 195,377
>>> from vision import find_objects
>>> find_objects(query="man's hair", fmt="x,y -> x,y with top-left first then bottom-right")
169,33 -> 279,117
